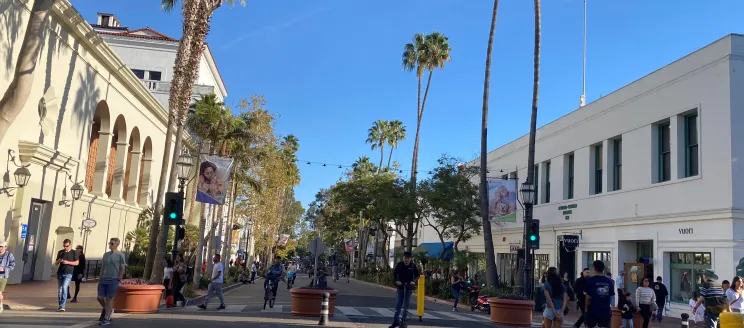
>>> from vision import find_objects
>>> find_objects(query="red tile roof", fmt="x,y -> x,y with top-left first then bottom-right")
96,27 -> 178,42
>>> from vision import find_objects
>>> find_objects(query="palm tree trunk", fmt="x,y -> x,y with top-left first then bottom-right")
0,0 -> 53,144
480,0 -> 500,291
387,146 -> 394,168
192,199 -> 207,285
379,146 -> 384,171
221,176 -> 237,267
186,142 -> 204,222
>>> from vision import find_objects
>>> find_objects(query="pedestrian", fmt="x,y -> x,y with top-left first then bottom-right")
726,276 -> 743,313
584,260 -> 614,328
616,271 -> 626,306
450,269 -> 464,312
722,280 -> 731,292
55,238 -> 79,312
68,245 -> 86,303
606,272 -> 615,307
543,267 -> 568,328
171,254 -> 187,307
346,265 -> 351,283
251,261 -> 258,284
692,269 -> 728,328
652,276 -> 669,321
618,292 -> 636,328
389,251 -> 419,328
563,272 -> 575,301
689,291 -> 705,328
97,238 -> 126,326
0,240 -> 16,313
635,278 -> 656,328
163,258 -> 173,302
573,268 -> 590,328
198,254 -> 226,310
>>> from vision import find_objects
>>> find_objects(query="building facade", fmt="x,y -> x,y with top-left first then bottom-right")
420,34 -> 744,315
0,0 -> 185,284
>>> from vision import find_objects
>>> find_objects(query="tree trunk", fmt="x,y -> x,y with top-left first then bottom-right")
186,142 -> 204,222
206,203 -> 218,274
387,146 -> 394,168
221,176 -> 237,267
378,146 -> 384,171
479,0 -> 500,291
406,71 -> 423,253
192,199 -> 207,285
0,0 -> 53,144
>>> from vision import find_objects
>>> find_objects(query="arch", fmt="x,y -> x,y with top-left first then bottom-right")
106,115 -> 128,199
138,137 -> 153,206
84,101 -> 111,194
123,127 -> 141,203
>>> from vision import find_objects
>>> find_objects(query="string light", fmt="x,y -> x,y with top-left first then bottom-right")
294,159 -> 513,175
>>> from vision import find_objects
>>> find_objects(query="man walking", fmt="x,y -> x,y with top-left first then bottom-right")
198,254 -> 225,310
652,276 -> 669,321
584,260 -> 614,328
98,238 -> 126,325
250,261 -> 258,284
574,268 -> 590,328
693,269 -> 727,328
55,239 -> 79,312
0,240 -> 16,313
389,251 -> 419,328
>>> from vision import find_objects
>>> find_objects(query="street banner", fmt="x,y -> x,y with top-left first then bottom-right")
196,154 -> 233,205
345,239 -> 354,253
488,179 -> 517,223
232,230 -> 240,245
278,234 -> 290,247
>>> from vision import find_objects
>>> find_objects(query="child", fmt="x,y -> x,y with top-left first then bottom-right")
619,292 -> 636,328
689,291 -> 704,328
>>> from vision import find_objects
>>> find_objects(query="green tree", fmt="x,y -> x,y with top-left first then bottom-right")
366,120 -> 388,170
385,120 -> 407,168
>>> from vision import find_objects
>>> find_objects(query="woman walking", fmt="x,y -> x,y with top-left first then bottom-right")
543,267 -> 568,328
68,245 -> 86,303
635,278 -> 656,328
563,272 -> 575,301
450,270 -> 464,312
726,276 -> 743,313
163,258 -> 173,301
171,254 -> 187,307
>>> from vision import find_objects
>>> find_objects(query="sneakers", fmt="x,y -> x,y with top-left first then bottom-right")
57,307 -> 65,312
70,298 -> 78,303
99,319 -> 110,326
197,304 -> 207,310
217,304 -> 226,310
98,309 -> 105,321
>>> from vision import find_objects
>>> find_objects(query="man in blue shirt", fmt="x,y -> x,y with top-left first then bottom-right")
265,257 -> 284,299
584,260 -> 614,328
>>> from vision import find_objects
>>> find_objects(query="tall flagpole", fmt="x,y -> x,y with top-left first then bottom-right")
579,0 -> 587,107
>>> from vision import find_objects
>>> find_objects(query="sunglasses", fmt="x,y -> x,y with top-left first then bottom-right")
64,244 -> 71,247
108,242 -> 116,245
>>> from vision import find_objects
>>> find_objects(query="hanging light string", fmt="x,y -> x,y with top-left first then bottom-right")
294,159 -> 512,176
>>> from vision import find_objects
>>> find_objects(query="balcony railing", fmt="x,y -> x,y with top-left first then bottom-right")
141,80 -> 216,96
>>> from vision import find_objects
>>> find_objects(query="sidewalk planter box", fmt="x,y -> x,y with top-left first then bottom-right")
610,308 -> 643,328
112,282 -> 165,314
488,298 -> 535,326
290,288 -> 339,317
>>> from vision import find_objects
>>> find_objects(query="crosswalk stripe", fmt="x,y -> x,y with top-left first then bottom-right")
336,306 -> 365,316
459,312 -> 490,321
417,311 -> 443,320
370,307 -> 396,317
261,304 -> 284,313
432,310 -> 478,321
219,305 -> 247,313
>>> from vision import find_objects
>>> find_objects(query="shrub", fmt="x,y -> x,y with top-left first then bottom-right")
183,283 -> 197,298
120,278 -> 160,285
126,265 -> 144,279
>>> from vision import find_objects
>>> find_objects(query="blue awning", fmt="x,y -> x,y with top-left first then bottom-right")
415,242 -> 454,260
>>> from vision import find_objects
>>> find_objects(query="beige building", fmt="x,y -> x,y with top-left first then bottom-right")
0,0 -> 195,284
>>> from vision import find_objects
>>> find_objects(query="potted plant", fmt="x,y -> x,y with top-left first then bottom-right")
488,289 -> 535,326
112,279 -> 165,314
290,270 -> 339,317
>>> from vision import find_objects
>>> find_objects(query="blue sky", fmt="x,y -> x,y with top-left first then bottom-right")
73,0 -> 744,208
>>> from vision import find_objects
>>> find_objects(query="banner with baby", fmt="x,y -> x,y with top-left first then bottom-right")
196,154 -> 233,205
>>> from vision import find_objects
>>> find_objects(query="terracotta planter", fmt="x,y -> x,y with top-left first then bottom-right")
488,298 -> 535,326
611,308 -> 644,328
112,284 -> 165,314
290,288 -> 339,317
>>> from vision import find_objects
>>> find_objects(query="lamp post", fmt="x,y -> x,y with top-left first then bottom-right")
0,149 -> 32,196
520,181 -> 535,298
172,149 -> 195,260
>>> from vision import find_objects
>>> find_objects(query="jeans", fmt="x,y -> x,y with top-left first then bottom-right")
392,288 -> 413,325
654,302 -> 665,321
264,278 -> 279,297
704,311 -> 720,328
203,282 -> 224,306
57,273 -> 73,308
621,318 -> 634,328
452,287 -> 461,308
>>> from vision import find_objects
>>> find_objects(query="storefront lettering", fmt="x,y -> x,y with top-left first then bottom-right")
679,228 -> 693,235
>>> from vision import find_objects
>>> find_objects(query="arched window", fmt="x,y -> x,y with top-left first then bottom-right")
106,115 -> 127,199
138,137 -> 153,206
85,101 -> 111,194
124,128 -> 141,204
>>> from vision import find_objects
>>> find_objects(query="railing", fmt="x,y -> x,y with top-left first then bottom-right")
140,80 -> 215,96
83,259 -> 103,280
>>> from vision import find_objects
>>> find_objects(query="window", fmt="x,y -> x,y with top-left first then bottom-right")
545,162 -> 551,203
497,253 -> 518,286
148,71 -> 162,81
509,171 -> 517,180
567,154 -> 574,199
612,139 -> 622,191
131,69 -> 145,79
533,254 -> 550,286
534,165 -> 539,205
586,251 -> 612,274
101,15 -> 111,26
684,114 -> 699,177
594,145 -> 603,194
670,252 -> 711,303
501,174 -> 508,180
658,123 -> 671,182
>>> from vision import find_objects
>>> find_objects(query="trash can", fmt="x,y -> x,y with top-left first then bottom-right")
533,286 -> 545,311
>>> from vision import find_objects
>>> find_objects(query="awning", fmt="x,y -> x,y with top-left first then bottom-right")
414,242 -> 454,260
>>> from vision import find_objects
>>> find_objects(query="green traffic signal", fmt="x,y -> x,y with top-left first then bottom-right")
529,235 -> 537,241
170,212 -> 177,219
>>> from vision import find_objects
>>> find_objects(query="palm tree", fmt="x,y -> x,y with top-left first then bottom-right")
401,32 -> 451,251
366,120 -> 388,170
385,120 -> 406,168
479,0 -> 501,291
0,0 -> 53,144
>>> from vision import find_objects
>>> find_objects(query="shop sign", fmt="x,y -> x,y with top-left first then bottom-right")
563,235 -> 580,251
679,228 -> 693,235
509,244 -> 520,254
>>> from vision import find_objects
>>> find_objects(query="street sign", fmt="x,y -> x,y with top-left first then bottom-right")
509,244 -> 520,254
82,219 -> 97,229
309,237 -> 326,256
563,235 -> 580,252
21,224 -> 28,238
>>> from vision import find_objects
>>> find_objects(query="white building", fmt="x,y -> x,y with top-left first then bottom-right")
420,33 -> 744,315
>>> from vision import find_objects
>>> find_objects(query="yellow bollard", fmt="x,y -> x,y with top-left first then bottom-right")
720,312 -> 744,328
417,275 -> 425,321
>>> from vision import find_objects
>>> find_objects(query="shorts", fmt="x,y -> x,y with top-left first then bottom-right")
97,279 -> 120,298
543,307 -> 560,320
584,314 -> 610,328
0,278 -> 7,292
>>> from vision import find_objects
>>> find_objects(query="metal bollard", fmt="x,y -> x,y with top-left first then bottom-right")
318,292 -> 330,326
681,313 -> 689,328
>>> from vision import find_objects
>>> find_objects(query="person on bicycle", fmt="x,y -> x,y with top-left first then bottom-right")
265,257 -> 284,298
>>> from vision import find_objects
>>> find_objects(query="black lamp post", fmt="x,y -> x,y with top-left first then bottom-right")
172,149 -> 194,260
0,150 -> 31,196
520,181 -> 535,298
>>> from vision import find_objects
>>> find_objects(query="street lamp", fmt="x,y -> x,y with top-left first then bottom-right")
176,149 -> 194,192
1,149 -> 32,196
520,181 -> 536,298
70,182 -> 84,201
520,182 -> 535,205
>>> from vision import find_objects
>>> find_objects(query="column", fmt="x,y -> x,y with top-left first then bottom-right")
91,131 -> 111,197
125,151 -> 141,205
109,141 -> 129,201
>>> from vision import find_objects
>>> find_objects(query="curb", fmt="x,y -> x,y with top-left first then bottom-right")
349,278 -> 472,311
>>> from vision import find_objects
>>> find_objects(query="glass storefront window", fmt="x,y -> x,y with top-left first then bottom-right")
586,251 -> 612,274
497,253 -> 518,286
534,254 -> 549,285
669,252 -> 711,303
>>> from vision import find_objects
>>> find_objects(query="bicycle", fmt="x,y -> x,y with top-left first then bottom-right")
287,272 -> 295,290
263,279 -> 276,310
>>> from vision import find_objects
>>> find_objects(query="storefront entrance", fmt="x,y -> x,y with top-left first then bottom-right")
22,200 -> 47,281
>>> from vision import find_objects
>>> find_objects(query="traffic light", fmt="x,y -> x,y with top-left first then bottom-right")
528,219 -> 540,249
164,192 -> 184,225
